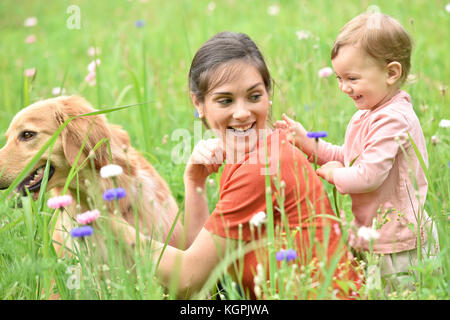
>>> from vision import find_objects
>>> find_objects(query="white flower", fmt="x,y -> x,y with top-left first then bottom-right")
446,3 -> 450,13
357,226 -> 380,242
250,211 -> 267,227
439,119 -> 450,128
100,164 -> 123,178
24,17 -> 38,27
267,4 -> 280,16
295,30 -> 311,40
207,2 -> 216,12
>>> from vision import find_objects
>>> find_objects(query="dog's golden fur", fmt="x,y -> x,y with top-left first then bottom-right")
0,96 -> 182,255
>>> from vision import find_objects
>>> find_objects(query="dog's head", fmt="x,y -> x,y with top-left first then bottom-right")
0,96 -> 131,196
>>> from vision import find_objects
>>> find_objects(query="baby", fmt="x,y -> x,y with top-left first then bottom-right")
276,13 -> 436,290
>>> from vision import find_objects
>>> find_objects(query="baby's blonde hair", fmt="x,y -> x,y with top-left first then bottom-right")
331,13 -> 413,85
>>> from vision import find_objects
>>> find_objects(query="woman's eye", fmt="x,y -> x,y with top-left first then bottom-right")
348,77 -> 357,81
20,131 -> 36,141
218,98 -> 232,105
249,94 -> 262,101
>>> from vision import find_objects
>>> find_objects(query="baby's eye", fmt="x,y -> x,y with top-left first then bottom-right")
19,131 -> 36,141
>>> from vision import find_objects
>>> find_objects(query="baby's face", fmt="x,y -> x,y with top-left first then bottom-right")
331,45 -> 395,111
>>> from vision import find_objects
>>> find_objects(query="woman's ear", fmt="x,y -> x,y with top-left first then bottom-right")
386,61 -> 402,86
190,92 -> 204,118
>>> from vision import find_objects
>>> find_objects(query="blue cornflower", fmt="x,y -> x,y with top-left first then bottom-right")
103,187 -> 127,201
275,249 -> 297,262
194,109 -> 199,118
134,20 -> 145,28
70,226 -> 94,238
307,131 -> 328,139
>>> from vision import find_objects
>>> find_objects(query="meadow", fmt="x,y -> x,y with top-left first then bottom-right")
0,0 -> 448,300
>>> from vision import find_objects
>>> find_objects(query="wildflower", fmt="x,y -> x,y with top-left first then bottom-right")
306,131 -> 328,139
250,211 -> 267,227
24,68 -> 36,78
85,71 -> 96,86
70,226 -> 94,238
318,67 -> 333,78
103,188 -> 127,201
76,209 -> 100,224
87,59 -> 101,73
25,34 -> 36,44
357,226 -> 380,242
207,178 -> 215,187
134,20 -> 145,28
207,2 -> 216,13
24,17 -> 38,27
47,195 -> 72,209
52,87 -> 66,96
333,223 -> 341,236
439,119 -> 450,128
100,164 -> 123,178
295,30 -> 311,40
275,249 -> 297,262
446,3 -> 450,12
431,135 -> 439,145
87,46 -> 101,57
267,4 -> 280,16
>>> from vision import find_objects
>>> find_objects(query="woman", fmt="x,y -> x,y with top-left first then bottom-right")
117,31 -> 360,299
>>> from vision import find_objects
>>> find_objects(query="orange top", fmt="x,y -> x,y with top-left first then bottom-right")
204,129 -> 361,299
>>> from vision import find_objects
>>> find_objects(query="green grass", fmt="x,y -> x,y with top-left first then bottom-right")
0,0 -> 448,300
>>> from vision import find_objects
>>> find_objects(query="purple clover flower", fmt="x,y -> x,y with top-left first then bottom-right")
70,226 -> 94,238
275,249 -> 297,262
134,20 -> 145,28
306,131 -> 328,139
103,188 -> 127,201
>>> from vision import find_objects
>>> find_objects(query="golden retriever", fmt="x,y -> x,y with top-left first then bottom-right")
0,96 -> 182,256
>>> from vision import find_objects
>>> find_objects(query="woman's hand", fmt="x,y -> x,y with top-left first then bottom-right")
184,138 -> 225,184
316,161 -> 344,184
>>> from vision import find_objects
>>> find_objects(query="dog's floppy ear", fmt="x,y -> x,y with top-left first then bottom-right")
55,96 -> 110,169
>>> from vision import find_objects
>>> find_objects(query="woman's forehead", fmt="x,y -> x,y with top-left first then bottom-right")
208,61 -> 265,94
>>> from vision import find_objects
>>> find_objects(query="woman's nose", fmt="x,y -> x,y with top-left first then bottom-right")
232,101 -> 251,120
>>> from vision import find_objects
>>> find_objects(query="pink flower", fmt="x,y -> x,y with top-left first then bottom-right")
24,68 -> 36,78
318,67 -> 333,78
25,34 -> 36,44
47,195 -> 72,209
333,223 -> 341,236
85,71 -> 96,86
76,209 -> 100,224
87,59 -> 101,73
24,17 -> 38,27
52,87 -> 66,96
87,46 -> 101,57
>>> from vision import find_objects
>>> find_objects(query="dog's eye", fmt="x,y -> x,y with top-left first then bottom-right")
19,131 -> 36,141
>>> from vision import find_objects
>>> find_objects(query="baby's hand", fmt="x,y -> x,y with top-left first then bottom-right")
316,161 -> 344,184
274,114 -> 305,146
274,114 -> 315,155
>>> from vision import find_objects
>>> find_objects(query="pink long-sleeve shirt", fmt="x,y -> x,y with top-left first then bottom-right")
313,90 -> 429,253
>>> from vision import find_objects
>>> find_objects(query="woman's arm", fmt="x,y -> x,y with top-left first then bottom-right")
110,217 -> 233,298
183,139 -> 224,248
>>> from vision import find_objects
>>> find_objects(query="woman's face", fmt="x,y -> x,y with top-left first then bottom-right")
192,62 -> 271,161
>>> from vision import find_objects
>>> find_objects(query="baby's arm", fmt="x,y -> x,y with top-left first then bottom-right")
332,112 -> 409,194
